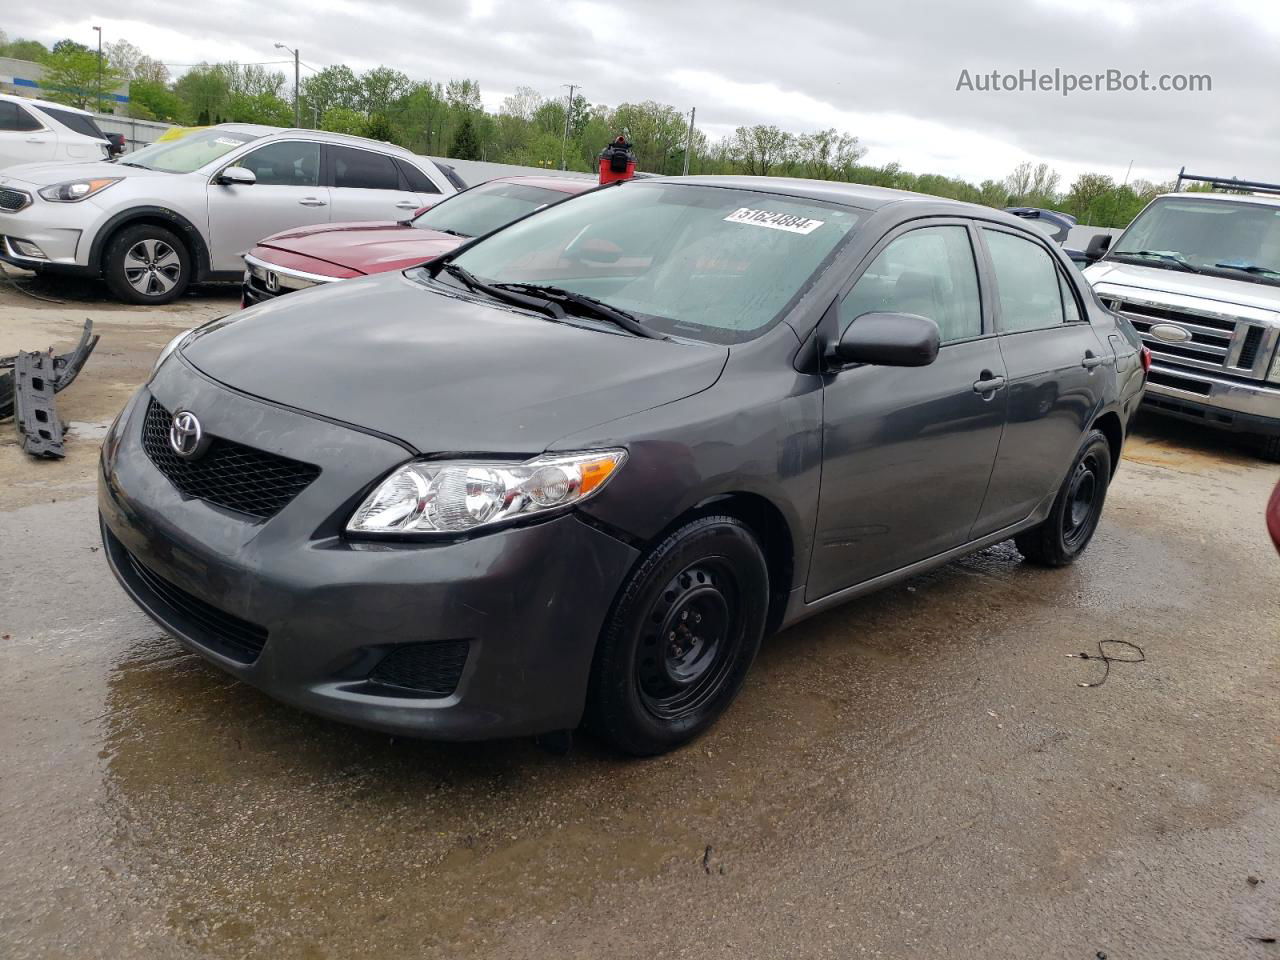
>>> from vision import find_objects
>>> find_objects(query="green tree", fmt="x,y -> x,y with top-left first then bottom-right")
302,64 -> 361,117
128,78 -> 189,122
321,106 -> 366,135
361,66 -> 411,114
450,111 -> 482,160
363,112 -> 395,142
41,44 -> 123,109
0,37 -> 50,61
729,124 -> 792,177
174,64 -> 230,123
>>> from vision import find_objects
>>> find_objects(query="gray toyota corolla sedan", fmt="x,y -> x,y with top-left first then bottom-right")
99,176 -> 1147,755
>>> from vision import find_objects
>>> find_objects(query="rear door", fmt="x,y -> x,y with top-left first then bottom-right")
971,226 -> 1109,535
808,220 -> 1008,600
324,144 -> 436,222
0,100 -> 56,169
206,139 -> 331,272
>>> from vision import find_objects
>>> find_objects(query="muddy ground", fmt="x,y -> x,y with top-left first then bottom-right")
1,273 -> 1278,960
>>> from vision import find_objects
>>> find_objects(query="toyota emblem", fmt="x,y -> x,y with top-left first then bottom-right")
168,410 -> 208,459
265,271 -> 280,293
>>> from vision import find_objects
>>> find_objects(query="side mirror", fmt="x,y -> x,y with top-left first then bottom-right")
833,312 -> 940,367
217,166 -> 256,187
1085,233 -> 1112,262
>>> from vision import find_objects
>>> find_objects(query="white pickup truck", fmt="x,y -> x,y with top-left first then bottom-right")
1082,171 -> 1280,461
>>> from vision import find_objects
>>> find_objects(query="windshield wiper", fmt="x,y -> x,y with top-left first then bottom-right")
433,228 -> 471,238
1212,261 -> 1280,279
1110,250 -> 1200,273
493,283 -> 667,339
118,161 -> 149,169
441,263 -> 564,319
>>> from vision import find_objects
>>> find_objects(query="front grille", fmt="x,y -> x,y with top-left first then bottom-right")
0,188 -> 32,212
1111,298 -> 1274,380
369,640 -> 470,697
123,544 -> 269,664
1148,370 -> 1212,395
242,274 -> 284,304
1236,325 -> 1264,369
142,398 -> 320,520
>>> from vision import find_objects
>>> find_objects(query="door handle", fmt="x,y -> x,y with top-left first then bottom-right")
26,137 -> 46,143
394,200 -> 418,209
972,372 -> 1006,397
298,197 -> 327,207
1082,351 -> 1103,370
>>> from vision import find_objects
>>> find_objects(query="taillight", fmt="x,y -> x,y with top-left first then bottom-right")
1140,346 -> 1152,372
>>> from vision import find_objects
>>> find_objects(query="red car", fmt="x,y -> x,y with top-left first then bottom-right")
1269,479 -> 1280,553
242,175 -> 594,306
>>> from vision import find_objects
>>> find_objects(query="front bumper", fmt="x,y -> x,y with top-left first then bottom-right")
0,186 -> 99,269
1144,361 -> 1280,436
98,359 -> 640,740
241,251 -> 346,307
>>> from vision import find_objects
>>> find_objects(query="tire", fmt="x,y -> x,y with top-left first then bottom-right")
1252,434 -> 1280,463
103,224 -> 191,305
1014,429 -> 1112,567
585,515 -> 769,756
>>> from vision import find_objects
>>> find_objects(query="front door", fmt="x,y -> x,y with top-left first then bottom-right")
809,222 -> 1008,601
972,227 -> 1109,535
206,139 -> 330,272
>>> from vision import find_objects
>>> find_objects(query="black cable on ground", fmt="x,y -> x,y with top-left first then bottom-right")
1067,640 -> 1146,688
0,261 -> 66,304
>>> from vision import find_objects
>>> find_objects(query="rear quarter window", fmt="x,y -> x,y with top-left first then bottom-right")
40,107 -> 106,140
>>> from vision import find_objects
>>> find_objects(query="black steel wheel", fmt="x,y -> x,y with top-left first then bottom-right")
586,515 -> 769,755
1015,429 -> 1112,567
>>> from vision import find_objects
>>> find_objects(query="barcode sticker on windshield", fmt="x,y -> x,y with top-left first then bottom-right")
724,207 -> 825,234
214,137 -> 244,146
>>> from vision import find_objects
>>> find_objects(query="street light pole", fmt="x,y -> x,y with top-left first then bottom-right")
93,26 -> 102,113
560,83 -> 578,171
274,43 -> 301,127
682,107 -> 696,176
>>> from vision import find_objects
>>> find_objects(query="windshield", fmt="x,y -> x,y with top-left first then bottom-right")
415,181 -> 575,238
1109,196 -> 1280,282
119,129 -> 261,173
442,182 -> 861,343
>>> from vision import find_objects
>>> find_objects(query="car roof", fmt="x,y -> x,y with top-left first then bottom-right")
274,127 -> 424,158
491,175 -> 596,194
1153,190 -> 1280,209
654,174 -> 1000,215
1,93 -> 94,116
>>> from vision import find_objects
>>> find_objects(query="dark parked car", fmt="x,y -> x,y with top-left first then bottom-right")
99,176 -> 1146,755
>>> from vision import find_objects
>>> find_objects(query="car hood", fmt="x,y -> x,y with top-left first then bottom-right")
181,270 -> 728,453
258,221 -> 463,273
0,159 -> 174,186
1085,260 -> 1280,315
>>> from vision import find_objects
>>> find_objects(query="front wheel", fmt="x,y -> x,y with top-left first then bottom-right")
1015,429 -> 1112,567
103,224 -> 191,305
585,516 -> 769,756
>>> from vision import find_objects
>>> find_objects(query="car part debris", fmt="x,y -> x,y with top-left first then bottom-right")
0,320 -> 96,423
14,351 -> 66,458
1066,639 -> 1146,688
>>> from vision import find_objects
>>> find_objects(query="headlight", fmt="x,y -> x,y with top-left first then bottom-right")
151,329 -> 193,375
348,449 -> 627,536
38,177 -> 121,202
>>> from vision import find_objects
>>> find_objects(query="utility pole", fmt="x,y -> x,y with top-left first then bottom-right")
274,43 -> 301,126
93,26 -> 102,112
682,107 -> 696,176
560,83 -> 578,171
1122,159 -> 1134,188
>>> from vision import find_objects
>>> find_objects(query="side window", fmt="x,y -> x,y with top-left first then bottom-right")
396,159 -> 441,194
0,101 -> 42,132
41,107 -> 105,139
1059,271 -> 1083,324
983,229 -> 1065,332
236,141 -> 320,187
331,146 -> 400,190
841,225 -> 982,343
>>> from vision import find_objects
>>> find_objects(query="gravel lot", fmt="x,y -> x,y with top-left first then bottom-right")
2,273 -> 1278,960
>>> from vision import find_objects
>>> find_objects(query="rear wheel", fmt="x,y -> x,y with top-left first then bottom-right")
104,224 -> 191,305
585,516 -> 769,756
1015,429 -> 1112,567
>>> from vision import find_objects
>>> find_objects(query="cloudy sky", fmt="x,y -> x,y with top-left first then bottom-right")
8,0 -> 1278,188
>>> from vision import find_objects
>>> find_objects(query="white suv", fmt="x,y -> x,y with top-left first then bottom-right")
0,124 -> 458,303
0,95 -> 113,171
